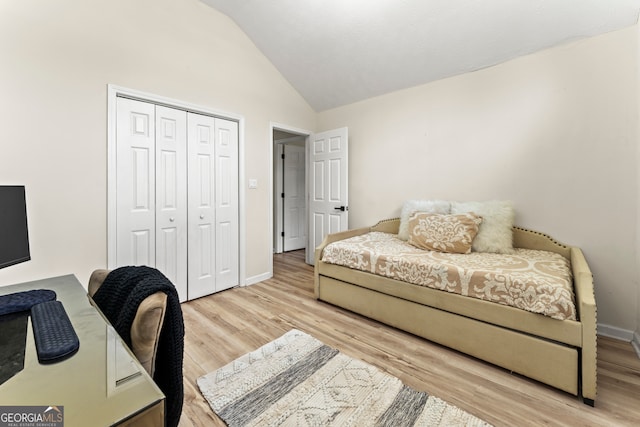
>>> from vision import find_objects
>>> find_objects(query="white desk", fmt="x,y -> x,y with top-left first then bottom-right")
0,275 -> 164,426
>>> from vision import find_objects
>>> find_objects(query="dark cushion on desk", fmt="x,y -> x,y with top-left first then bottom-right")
0,289 -> 56,316
31,300 -> 79,363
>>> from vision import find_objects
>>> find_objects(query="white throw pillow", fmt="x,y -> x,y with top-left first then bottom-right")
398,199 -> 451,240
451,200 -> 515,253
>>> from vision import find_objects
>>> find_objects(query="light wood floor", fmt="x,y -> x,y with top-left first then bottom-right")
179,250 -> 640,427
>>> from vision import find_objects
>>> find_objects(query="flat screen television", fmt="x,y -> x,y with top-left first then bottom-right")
0,186 -> 31,269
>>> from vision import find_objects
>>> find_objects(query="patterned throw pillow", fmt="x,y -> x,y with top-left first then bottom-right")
407,212 -> 483,254
398,199 -> 451,240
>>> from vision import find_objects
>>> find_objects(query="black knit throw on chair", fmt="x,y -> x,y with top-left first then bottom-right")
93,266 -> 184,427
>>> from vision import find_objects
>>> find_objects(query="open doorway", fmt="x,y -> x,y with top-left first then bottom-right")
272,127 -> 309,255
271,124 -> 349,268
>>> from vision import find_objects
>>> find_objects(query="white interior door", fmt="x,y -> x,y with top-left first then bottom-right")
214,118 -> 239,291
283,144 -> 306,251
307,127 -> 349,265
115,98 -> 156,267
274,143 -> 285,254
155,106 -> 188,302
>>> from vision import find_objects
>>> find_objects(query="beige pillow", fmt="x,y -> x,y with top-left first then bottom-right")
398,199 -> 451,240
407,212 -> 483,254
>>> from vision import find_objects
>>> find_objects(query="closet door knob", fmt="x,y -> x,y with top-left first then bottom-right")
200,214 -> 205,219
169,217 -> 175,222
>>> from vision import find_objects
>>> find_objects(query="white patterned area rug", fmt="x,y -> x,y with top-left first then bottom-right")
197,329 -> 492,427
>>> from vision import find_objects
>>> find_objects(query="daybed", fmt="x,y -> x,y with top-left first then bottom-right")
314,217 -> 597,405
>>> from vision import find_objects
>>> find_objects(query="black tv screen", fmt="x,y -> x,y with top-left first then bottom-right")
0,186 -> 31,269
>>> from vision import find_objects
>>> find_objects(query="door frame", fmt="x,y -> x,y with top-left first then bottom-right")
269,123 -> 312,273
273,135 -> 307,254
107,84 -> 246,286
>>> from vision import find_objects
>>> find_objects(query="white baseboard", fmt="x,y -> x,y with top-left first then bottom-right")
243,271 -> 272,287
591,324 -> 640,358
633,332 -> 640,359
597,323 -> 635,341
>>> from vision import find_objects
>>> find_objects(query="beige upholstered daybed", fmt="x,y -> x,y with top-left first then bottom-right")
314,203 -> 597,406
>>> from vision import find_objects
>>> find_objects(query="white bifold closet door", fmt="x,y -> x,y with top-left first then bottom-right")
186,114 -> 239,299
115,97 -> 238,302
156,105 -> 188,302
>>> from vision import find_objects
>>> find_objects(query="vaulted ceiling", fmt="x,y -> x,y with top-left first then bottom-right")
201,0 -> 640,112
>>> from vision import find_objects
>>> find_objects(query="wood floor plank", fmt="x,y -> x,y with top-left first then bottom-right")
179,250 -> 640,426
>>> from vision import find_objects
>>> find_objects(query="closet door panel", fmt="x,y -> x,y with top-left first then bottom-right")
155,106 -> 188,302
113,95 -> 240,301
116,98 -> 156,267
187,113 -> 216,300
214,118 -> 239,291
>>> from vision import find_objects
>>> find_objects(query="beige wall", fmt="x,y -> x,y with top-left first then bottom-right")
318,27 -> 639,332
0,0 -> 315,287
1,0 -> 638,334
637,22 -> 640,348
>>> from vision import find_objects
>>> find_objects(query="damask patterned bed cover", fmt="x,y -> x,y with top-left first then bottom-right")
321,232 -> 575,321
